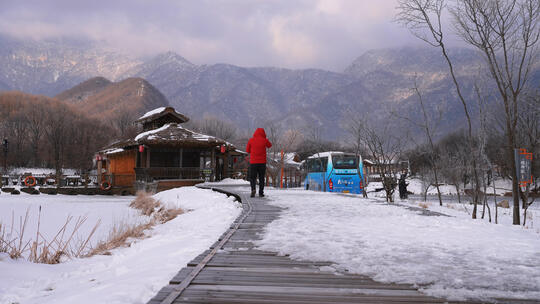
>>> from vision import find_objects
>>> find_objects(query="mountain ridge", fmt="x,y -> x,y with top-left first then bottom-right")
55,77 -> 170,129
1,35 -> 538,140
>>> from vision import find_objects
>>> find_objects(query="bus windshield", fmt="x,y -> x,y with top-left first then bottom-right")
332,154 -> 357,169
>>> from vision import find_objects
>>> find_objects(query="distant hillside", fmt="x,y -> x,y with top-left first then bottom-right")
55,77 -> 112,103
56,77 -> 170,124
0,91 -> 113,169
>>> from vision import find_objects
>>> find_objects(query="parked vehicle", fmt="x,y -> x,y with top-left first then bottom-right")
303,152 -> 365,194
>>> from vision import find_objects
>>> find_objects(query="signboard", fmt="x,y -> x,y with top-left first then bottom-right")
515,148 -> 533,187
202,168 -> 213,182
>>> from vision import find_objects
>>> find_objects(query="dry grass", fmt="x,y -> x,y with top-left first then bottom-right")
418,202 -> 430,209
88,191 -> 183,256
153,207 -> 184,224
87,220 -> 152,256
130,191 -> 161,216
0,207 -> 100,264
1,191 -> 184,264
130,191 -> 184,223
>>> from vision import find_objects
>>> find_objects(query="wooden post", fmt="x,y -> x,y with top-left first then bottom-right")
97,159 -> 102,185
179,148 -> 183,167
179,148 -> 183,179
211,148 -> 215,182
280,150 -> 284,188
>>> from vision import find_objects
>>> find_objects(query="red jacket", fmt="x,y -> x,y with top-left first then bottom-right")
246,128 -> 272,164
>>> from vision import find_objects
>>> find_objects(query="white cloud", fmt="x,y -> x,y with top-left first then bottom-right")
269,15 -> 318,65
0,0 -> 424,71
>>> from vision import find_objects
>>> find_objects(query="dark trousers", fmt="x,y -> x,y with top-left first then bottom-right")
249,164 -> 266,194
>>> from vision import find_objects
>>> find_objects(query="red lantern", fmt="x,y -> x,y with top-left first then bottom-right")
220,145 -> 226,153
233,157 -> 237,163
139,145 -> 144,153
96,155 -> 102,161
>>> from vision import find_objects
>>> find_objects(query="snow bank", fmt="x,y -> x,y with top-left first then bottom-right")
203,178 -> 250,186
256,189 -> 540,302
0,187 -> 241,304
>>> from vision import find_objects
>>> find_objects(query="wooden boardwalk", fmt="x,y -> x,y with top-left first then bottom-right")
146,187 -> 533,304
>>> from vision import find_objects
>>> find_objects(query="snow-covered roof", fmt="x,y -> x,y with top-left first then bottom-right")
103,148 -> 125,155
139,107 -> 166,120
270,152 -> 300,166
136,106 -> 189,125
134,123 -> 214,142
307,151 -> 347,159
364,157 -> 399,165
102,123 -> 233,151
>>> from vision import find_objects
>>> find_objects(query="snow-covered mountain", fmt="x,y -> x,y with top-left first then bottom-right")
1,34 -> 537,139
0,34 -> 141,96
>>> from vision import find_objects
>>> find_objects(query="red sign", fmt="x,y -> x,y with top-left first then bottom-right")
139,145 -> 144,153
220,145 -> 226,153
516,148 -> 533,187
96,155 -> 102,161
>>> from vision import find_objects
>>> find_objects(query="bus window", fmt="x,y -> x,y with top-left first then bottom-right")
332,154 -> 357,169
307,157 -> 328,172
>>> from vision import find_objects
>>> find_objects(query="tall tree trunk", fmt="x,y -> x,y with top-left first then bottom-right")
508,132 -> 520,225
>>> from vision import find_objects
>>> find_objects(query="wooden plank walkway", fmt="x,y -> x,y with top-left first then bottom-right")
147,187 -> 535,304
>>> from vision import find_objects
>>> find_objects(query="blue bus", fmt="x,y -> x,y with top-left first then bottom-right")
304,152 -> 365,194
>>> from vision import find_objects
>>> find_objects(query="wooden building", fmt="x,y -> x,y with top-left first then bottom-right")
266,152 -> 303,188
96,107 -> 240,193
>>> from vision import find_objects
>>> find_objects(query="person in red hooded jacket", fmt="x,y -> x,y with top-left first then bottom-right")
246,128 -> 272,197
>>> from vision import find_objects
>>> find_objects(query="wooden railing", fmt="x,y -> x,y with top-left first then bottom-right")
135,167 -> 211,182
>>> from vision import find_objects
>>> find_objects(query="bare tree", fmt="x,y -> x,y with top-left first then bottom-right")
451,0 -> 539,225
345,116 -> 371,197
397,0 -> 482,218
186,115 -> 238,142
394,78 -> 445,205
350,116 -> 405,202
518,90 -> 539,224
6,112 -> 29,167
204,116 -> 237,142
43,103 -> 72,183
418,166 -> 435,200
439,147 -> 467,203
112,111 -> 138,138
26,99 -> 46,167
397,0 -> 539,223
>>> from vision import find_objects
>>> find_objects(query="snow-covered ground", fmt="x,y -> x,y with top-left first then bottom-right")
0,194 -> 144,256
0,187 -> 241,304
2,180 -> 538,303
367,177 -> 514,197
255,188 -> 540,302
405,177 -> 514,196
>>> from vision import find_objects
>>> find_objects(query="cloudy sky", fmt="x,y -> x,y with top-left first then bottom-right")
0,0 -> 428,71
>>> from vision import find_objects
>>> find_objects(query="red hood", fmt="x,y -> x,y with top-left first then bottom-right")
253,128 -> 267,138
